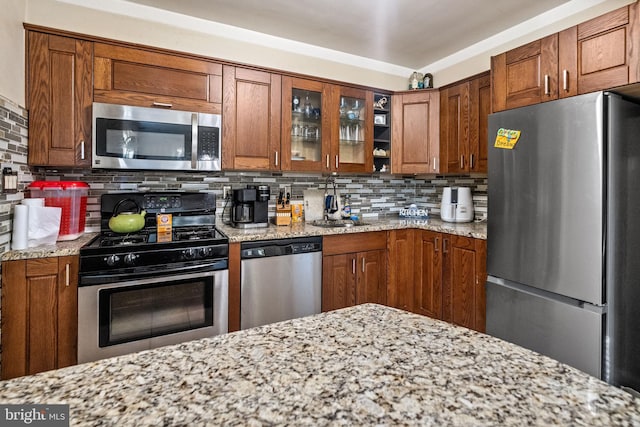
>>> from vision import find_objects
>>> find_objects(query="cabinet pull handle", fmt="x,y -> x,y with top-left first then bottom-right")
460,155 -> 464,169
544,75 -> 550,96
433,157 -> 437,171
352,258 -> 356,275
152,102 -> 173,108
274,151 -> 279,166
65,263 -> 70,287
443,238 -> 449,254
80,140 -> 85,160
335,155 -> 339,169
326,154 -> 330,169
435,237 -> 439,252
362,257 -> 365,273
470,154 -> 475,169
563,69 -> 569,91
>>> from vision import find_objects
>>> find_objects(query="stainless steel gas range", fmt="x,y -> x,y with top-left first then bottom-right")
78,192 -> 229,363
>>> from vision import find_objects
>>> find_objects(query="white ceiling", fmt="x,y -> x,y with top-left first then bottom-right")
124,0 -> 572,70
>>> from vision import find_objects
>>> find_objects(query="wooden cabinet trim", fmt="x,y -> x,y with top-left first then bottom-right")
578,6 -> 629,40
94,42 -> 222,75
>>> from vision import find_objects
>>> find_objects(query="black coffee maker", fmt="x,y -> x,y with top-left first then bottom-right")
231,185 -> 269,228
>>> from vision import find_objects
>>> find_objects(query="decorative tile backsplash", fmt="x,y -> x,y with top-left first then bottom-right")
33,169 -> 487,231
0,92 -> 487,257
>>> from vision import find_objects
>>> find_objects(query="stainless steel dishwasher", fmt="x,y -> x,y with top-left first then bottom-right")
240,236 -> 322,330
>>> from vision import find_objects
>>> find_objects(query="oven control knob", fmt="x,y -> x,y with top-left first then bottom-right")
105,255 -> 120,267
183,248 -> 197,260
124,253 -> 138,266
199,247 -> 212,258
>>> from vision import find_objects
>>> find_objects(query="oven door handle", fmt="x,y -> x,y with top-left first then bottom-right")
80,260 -> 228,287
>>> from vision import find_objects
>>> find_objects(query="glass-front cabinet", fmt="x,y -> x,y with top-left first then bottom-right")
331,86 -> 373,173
281,77 -> 331,172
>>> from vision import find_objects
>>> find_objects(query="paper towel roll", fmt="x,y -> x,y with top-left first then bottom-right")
21,198 -> 45,207
28,206 -> 61,248
11,204 -> 29,250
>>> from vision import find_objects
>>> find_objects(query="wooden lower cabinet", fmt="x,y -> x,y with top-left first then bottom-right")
387,230 -> 486,332
442,235 -> 487,332
322,232 -> 387,312
1,256 -> 78,380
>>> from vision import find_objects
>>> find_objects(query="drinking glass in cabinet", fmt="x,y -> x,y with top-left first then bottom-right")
290,88 -> 323,163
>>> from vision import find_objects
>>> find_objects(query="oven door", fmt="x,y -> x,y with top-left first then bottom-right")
78,268 -> 228,364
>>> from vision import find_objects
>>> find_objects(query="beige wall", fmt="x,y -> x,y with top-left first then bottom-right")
1,0 -> 27,106
17,0 -> 639,95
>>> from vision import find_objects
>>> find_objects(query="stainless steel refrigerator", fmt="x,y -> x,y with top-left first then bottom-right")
487,91 -> 640,393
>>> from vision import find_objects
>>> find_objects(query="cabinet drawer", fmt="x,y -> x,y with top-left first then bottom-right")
323,231 -> 386,255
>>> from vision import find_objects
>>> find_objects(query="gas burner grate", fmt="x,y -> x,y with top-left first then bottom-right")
173,227 -> 218,241
99,233 -> 149,247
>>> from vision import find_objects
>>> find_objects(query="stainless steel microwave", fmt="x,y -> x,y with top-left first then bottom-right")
92,102 -> 221,171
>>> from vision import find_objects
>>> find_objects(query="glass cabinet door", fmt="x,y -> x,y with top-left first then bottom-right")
281,77 -> 330,172
332,86 -> 373,173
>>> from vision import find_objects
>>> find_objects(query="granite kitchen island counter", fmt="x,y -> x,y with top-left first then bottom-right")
1,304 -> 638,426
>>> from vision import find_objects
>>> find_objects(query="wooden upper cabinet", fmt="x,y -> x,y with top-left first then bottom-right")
93,43 -> 222,114
1,256 -> 79,380
574,4 -> 637,94
222,66 -> 282,170
391,90 -> 440,174
440,82 -> 469,174
494,3 -> 640,111
492,34 -> 559,112
331,86 -> 373,173
27,32 -> 92,167
281,77 -> 332,172
440,72 -> 489,174
469,73 -> 491,173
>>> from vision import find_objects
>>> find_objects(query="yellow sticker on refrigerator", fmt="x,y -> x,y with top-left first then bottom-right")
494,128 -> 521,149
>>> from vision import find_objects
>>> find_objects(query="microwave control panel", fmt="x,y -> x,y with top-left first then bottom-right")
198,126 -> 220,160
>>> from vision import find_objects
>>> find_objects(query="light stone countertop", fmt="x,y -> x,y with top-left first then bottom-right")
219,217 -> 487,243
1,232 -> 98,261
0,218 -> 485,261
0,304 -> 637,426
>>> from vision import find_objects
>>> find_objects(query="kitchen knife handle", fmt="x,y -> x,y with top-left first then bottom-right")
80,140 -> 85,160
65,263 -> 70,287
563,69 -> 569,91
274,151 -> 279,166
152,102 -> 173,108
544,75 -> 550,96
434,237 -> 439,251
443,238 -> 449,254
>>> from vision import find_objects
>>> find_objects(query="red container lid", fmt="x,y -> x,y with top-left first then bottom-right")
28,181 -> 90,190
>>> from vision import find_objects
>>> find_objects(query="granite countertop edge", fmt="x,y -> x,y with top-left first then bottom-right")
1,218 -> 486,261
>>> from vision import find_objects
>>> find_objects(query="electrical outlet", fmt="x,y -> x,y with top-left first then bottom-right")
223,186 -> 232,200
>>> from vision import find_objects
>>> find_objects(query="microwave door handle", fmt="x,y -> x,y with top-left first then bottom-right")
191,113 -> 198,170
